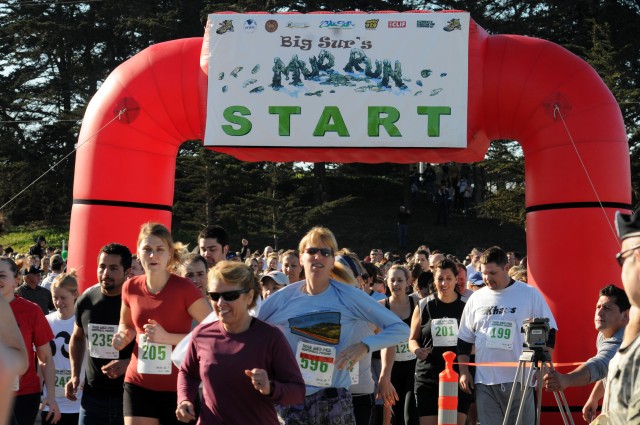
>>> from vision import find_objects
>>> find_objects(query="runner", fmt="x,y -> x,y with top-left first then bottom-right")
2,257 -> 60,425
176,261 -> 305,424
66,243 -> 133,425
43,272 -> 81,425
258,227 -> 409,425
379,264 -> 419,425
112,223 -> 212,425
409,259 -> 471,425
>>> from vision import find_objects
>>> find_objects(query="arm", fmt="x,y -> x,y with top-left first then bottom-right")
0,296 -> 28,375
377,347 -> 398,407
176,336 -> 200,423
66,323 -> 85,400
112,303 -> 135,350
457,339 -> 475,394
583,333 -> 621,383
359,297 -> 411,353
409,304 -> 432,361
258,326 -> 305,406
544,363 -> 589,391
582,380 -> 605,423
144,298 -> 212,346
37,342 -> 61,424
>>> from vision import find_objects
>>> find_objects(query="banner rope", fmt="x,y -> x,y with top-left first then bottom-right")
554,105 -> 621,246
0,109 -> 126,212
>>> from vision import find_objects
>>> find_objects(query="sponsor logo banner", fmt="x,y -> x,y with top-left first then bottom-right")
205,12 -> 470,148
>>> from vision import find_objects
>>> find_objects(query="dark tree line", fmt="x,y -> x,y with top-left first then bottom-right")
0,0 -> 638,242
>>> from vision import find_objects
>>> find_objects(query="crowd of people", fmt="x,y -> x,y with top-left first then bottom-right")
0,211 -> 639,425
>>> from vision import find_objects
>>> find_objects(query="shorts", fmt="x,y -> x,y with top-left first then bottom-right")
414,379 -> 472,417
124,382 -> 182,425
276,387 -> 356,425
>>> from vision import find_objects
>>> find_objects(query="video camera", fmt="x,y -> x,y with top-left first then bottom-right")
522,318 -> 550,349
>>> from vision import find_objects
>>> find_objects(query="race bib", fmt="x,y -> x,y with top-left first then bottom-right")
137,334 -> 172,375
431,318 -> 459,347
486,320 -> 515,350
295,341 -> 335,387
55,369 -> 71,398
349,361 -> 359,385
88,323 -> 119,359
395,341 -> 417,361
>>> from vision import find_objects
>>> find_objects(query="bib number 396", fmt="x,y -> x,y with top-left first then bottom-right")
296,341 -> 335,387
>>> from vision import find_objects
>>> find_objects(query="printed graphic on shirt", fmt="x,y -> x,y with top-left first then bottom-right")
481,306 -> 517,315
289,312 -> 341,345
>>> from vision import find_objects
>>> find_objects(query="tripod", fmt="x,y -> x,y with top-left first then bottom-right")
502,347 -> 575,425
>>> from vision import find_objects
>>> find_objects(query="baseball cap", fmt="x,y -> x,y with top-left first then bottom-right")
468,271 -> 484,286
260,271 -> 289,287
23,266 -> 43,275
616,210 -> 640,240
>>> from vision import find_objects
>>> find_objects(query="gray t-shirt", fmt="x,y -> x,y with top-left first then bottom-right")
604,334 -> 640,424
585,327 -> 625,384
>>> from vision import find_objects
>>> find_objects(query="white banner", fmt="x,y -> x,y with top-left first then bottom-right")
204,12 -> 469,148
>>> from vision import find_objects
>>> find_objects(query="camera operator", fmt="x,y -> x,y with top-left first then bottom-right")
456,246 -> 557,425
543,285 -> 629,422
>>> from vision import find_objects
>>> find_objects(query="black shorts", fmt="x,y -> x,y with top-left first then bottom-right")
123,382 -> 182,424
414,379 -> 472,417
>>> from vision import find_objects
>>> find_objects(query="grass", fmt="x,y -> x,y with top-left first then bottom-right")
0,223 -> 70,253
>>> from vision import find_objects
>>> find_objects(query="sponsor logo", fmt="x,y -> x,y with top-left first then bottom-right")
265,19 -> 278,33
215,20 -> 234,35
443,18 -> 462,32
388,21 -> 407,28
364,19 -> 379,30
417,20 -> 435,28
287,21 -> 310,29
319,20 -> 354,29
243,19 -> 257,33
481,306 -> 518,315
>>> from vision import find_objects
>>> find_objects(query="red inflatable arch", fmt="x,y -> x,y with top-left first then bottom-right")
69,11 -> 630,422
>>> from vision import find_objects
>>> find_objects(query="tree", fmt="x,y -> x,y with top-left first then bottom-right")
0,0 -> 205,225
474,141 -> 525,227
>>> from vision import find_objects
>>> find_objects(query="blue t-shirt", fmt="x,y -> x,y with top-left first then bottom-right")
258,279 -> 409,395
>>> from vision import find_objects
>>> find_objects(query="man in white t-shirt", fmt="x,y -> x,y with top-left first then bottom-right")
457,246 -> 557,425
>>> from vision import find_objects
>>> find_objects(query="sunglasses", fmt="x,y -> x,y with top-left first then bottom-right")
207,289 -> 250,302
616,244 -> 640,267
304,247 -> 333,257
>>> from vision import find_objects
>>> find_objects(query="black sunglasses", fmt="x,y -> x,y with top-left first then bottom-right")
207,289 -> 250,302
616,244 -> 640,267
304,247 -> 333,257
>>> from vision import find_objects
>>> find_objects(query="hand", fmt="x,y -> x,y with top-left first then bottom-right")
143,319 -> 169,344
242,239 -> 249,246
543,370 -> 566,392
414,346 -> 432,361
42,395 -> 61,424
459,370 -> 474,394
244,368 -> 271,395
65,376 -> 80,401
336,342 -> 368,370
101,359 -> 129,379
112,327 -> 134,350
582,397 -> 598,423
176,401 -> 196,423
376,376 -> 399,407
